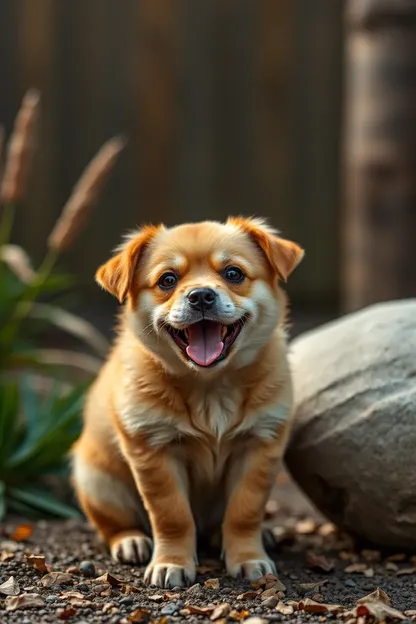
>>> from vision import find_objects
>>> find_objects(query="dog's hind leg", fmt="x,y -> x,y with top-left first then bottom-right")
72,452 -> 152,564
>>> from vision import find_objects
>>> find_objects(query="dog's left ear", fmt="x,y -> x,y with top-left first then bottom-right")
96,225 -> 161,303
228,217 -> 304,282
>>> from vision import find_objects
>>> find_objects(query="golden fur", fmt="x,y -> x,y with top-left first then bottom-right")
72,217 -> 303,588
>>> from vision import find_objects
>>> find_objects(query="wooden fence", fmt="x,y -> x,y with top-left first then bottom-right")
0,0 -> 343,308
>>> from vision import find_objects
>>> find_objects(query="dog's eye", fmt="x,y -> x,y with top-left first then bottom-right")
223,266 -> 245,283
158,272 -> 178,290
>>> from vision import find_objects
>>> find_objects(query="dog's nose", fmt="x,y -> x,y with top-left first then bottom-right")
187,288 -> 217,311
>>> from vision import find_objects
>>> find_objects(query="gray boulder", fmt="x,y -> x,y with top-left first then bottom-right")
285,300 -> 416,548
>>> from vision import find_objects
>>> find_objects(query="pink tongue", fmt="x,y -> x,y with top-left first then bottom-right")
186,321 -> 224,367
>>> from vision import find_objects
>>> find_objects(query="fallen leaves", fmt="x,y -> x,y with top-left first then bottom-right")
306,550 -> 334,572
10,524 -> 33,542
276,601 -> 294,615
0,576 -> 20,596
293,580 -> 328,595
396,567 -> 416,576
357,588 -> 391,606
5,593 -> 45,611
211,603 -> 231,620
229,609 -> 250,621
356,601 -> 405,621
93,571 -> 125,586
344,562 -> 368,574
41,571 -> 73,587
128,609 -> 151,623
56,606 -> 77,620
25,553 -> 50,574
204,577 -> 220,590
299,598 -> 342,614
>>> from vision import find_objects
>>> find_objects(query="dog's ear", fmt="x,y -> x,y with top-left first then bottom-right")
96,225 -> 161,303
228,217 -> 304,282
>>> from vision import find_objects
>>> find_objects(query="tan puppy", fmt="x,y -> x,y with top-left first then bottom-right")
72,217 -> 303,588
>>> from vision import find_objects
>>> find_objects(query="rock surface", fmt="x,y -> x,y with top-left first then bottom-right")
285,300 -> 416,548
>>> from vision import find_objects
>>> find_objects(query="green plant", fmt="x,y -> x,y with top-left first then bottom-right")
0,91 -> 125,520
0,379 -> 85,519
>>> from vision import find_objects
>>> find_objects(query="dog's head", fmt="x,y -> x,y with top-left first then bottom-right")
96,218 -> 303,373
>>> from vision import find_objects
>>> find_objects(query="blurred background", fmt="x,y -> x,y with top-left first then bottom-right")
1,0 -> 416,338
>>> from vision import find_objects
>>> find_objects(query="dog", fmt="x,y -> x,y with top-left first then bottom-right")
72,217 -> 303,588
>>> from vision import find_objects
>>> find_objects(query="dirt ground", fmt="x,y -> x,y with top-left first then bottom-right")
1,475 -> 416,624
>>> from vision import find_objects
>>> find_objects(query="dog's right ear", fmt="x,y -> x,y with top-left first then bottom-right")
95,225 -> 161,303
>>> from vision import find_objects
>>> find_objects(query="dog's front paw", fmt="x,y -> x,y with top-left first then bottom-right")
226,555 -> 276,581
144,558 -> 196,588
110,532 -> 153,564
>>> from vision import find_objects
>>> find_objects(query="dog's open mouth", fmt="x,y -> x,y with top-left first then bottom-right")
166,319 -> 246,367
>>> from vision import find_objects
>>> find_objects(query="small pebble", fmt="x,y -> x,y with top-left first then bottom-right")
263,596 -> 279,608
220,587 -> 232,594
76,582 -> 90,593
79,560 -> 96,577
344,578 -> 356,588
161,602 -> 180,615
120,596 -> 133,606
46,595 -> 58,602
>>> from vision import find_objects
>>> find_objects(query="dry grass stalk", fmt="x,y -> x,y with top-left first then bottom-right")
48,136 -> 126,252
0,244 -> 35,283
1,90 -> 40,204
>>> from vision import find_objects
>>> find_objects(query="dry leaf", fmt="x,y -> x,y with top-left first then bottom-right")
276,601 -> 294,615
25,554 -> 50,574
5,593 -> 45,611
1,552 -> 15,562
211,603 -> 231,620
361,549 -> 381,563
299,599 -> 343,614
238,591 -> 260,600
204,577 -> 220,590
164,591 -> 180,600
0,576 -> 20,596
364,567 -> 374,578
296,519 -> 317,534
404,610 -> 416,617
357,601 -> 405,621
56,606 -> 77,620
306,551 -> 334,572
389,553 -> 407,562
318,523 -> 336,537
294,580 -> 328,595
229,609 -> 250,621
41,572 -> 73,587
120,583 -> 141,594
397,567 -> 416,576
357,588 -> 391,606
187,605 -> 215,615
102,602 -> 117,614
128,609 -> 151,623
344,563 -> 368,574
94,572 -> 124,586
252,573 -> 284,590
385,562 -> 399,571
148,594 -> 165,602
261,587 -> 279,600
61,591 -> 86,600
11,524 -> 33,542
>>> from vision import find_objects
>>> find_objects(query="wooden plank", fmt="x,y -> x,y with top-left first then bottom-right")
342,0 -> 416,311
13,0 -> 60,262
130,0 -> 179,225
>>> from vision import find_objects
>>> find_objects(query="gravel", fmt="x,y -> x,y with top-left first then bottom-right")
1,477 -> 416,623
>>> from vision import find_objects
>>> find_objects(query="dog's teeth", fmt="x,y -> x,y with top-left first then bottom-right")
221,326 -> 227,339
184,328 -> 189,339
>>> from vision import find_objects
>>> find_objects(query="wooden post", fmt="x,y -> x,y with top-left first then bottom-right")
342,0 -> 416,312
